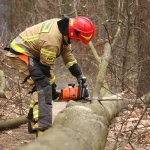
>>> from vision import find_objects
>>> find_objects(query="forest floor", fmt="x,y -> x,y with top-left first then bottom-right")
105,104 -> 150,150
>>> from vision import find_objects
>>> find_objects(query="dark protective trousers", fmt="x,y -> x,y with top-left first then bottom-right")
28,57 -> 52,128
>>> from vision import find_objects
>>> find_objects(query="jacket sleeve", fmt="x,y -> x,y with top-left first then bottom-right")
61,44 -> 82,78
40,44 -> 58,67
40,43 -> 59,84
61,44 -> 77,68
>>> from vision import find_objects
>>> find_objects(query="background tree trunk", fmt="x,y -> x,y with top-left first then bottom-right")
0,0 -> 59,44
137,0 -> 150,97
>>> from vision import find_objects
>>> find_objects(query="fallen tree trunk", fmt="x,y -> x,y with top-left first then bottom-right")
19,93 -> 149,150
0,115 -> 27,131
0,93 -> 148,132
19,95 -> 128,150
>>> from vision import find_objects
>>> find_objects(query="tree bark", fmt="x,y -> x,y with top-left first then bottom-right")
137,0 -> 150,97
19,95 -> 128,150
0,115 -> 27,131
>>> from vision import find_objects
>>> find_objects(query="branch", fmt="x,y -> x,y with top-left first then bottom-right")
73,0 -> 78,16
117,106 -> 148,150
92,42 -> 111,99
111,21 -> 122,48
0,115 -> 28,131
88,41 -> 102,63
0,70 -> 6,97
88,20 -> 122,99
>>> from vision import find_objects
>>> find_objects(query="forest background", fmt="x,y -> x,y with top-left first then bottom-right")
0,0 -> 150,150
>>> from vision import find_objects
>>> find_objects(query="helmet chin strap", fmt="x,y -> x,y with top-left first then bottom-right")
63,36 -> 70,46
68,37 -> 71,44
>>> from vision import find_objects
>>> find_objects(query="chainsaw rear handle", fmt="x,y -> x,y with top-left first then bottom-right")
68,83 -> 75,87
77,76 -> 86,87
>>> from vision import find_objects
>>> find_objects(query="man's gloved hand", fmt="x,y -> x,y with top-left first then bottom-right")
68,63 -> 86,86
51,83 -> 60,101
77,75 -> 86,86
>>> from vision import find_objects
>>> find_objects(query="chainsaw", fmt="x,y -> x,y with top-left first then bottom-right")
60,77 -> 89,101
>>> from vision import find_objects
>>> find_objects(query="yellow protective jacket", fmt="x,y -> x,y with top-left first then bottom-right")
10,18 -> 77,83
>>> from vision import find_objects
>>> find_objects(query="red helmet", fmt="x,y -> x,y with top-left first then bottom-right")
68,16 -> 95,44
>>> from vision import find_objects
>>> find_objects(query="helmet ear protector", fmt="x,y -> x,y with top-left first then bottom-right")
74,29 -> 80,37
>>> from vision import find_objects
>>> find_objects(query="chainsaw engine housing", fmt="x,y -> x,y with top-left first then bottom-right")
60,83 -> 89,101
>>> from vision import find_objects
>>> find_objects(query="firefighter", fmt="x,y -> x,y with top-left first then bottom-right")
9,16 -> 95,131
